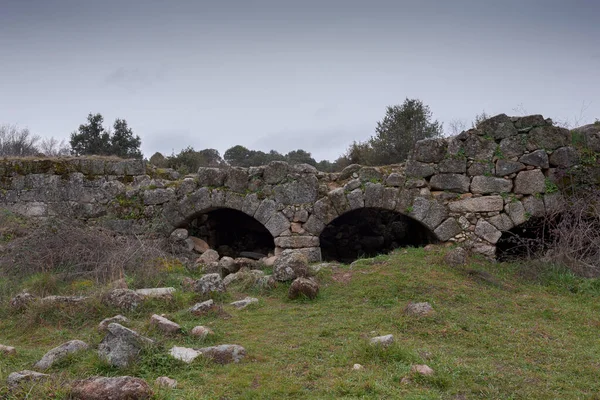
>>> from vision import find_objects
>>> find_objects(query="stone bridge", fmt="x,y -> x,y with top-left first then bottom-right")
1,114 -> 598,262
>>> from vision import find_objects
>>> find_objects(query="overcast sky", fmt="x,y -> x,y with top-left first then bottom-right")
1,0 -> 599,161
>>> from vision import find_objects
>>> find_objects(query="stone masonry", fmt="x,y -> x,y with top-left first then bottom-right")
1,114 -> 597,260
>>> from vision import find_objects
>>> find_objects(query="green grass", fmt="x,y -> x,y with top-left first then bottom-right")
1,247 -> 600,399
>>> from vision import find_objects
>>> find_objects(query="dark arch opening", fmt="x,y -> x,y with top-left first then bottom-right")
496,217 -> 557,261
319,208 -> 437,263
185,208 -> 275,259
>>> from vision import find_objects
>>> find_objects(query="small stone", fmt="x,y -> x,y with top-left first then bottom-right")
0,344 -> 16,355
102,289 -> 142,311
352,363 -> 364,370
150,314 -> 181,334
34,340 -> 89,370
70,376 -> 152,400
443,247 -> 468,267
193,273 -> 225,296
98,315 -> 130,331
198,344 -> 247,364
198,249 -> 220,264
288,277 -> 319,300
404,302 -> 435,317
230,297 -> 259,309
170,346 -> 201,363
170,228 -> 188,241
155,376 -> 177,389
98,323 -> 154,368
370,334 -> 394,347
9,292 -> 36,310
190,326 -> 214,339
7,370 -> 50,388
135,287 -> 175,299
188,236 -> 210,253
189,299 -> 215,315
411,364 -> 434,376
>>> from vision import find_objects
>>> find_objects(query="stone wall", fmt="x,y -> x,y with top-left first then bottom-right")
1,115 -> 598,261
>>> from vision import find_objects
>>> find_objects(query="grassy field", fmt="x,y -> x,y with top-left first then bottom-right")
1,246 -> 600,399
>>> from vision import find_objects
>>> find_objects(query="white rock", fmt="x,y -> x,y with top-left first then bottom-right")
135,287 -> 175,299
34,340 -> 89,370
190,326 -> 214,339
411,364 -> 434,376
0,344 -> 16,355
169,346 -> 201,363
189,299 -> 215,315
155,376 -> 178,388
370,334 -> 394,347
7,370 -> 50,388
352,363 -> 364,370
98,315 -> 130,331
230,297 -> 258,309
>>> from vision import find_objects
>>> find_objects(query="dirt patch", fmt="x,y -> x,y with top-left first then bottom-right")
331,270 -> 353,285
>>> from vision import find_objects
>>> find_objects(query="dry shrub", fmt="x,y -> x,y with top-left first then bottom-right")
0,216 -> 177,285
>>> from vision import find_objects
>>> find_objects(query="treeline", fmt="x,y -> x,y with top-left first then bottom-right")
2,98 -> 463,173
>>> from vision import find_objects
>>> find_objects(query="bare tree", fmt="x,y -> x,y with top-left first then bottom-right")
447,119 -> 467,136
40,137 -> 70,157
0,124 -> 41,157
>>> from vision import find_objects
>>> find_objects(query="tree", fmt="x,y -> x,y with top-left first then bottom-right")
369,98 -> 443,164
69,113 -> 142,158
40,137 -> 70,157
110,119 -> 142,158
224,145 -> 252,167
165,146 -> 224,174
285,149 -> 317,166
0,124 -> 41,157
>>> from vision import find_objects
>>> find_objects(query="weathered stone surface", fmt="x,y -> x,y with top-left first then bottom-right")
443,247 -> 468,267
422,201 -> 448,230
194,274 -> 225,296
465,135 -> 496,160
358,167 -> 383,182
549,147 -> 579,168
0,344 -> 16,355
364,183 -> 384,208
499,135 -> 527,158
523,195 -> 545,218
448,196 -> 504,212
150,314 -> 181,334
198,344 -> 247,364
385,172 -> 404,187
488,214 -> 514,231
155,376 -> 177,389
519,150 -> 549,168
263,161 -> 289,184
197,167 -> 227,187
189,299 -> 215,315
198,249 -> 220,264
475,220 -> 502,244
344,178 -> 361,191
102,289 -> 142,311
273,250 -> 308,281
370,334 -> 394,347
34,340 -> 89,370
515,114 -> 547,130
273,175 -> 318,205
143,188 -> 174,205
429,174 -> 470,193
328,187 -> 350,215
478,113 -> 518,140
265,212 -> 291,237
135,287 -> 175,299
472,243 -> 497,258
99,315 -> 130,331
514,170 -> 545,194
470,176 -> 513,194
467,161 -> 494,176
170,346 -> 201,363
274,236 -> 320,248
190,326 -> 214,339
288,277 -> 319,300
7,370 -> 49,388
411,364 -> 434,376
434,218 -> 462,241
408,197 -> 430,222
505,201 -> 527,226
405,160 -> 435,178
404,302 -> 434,316
544,193 -> 566,214
70,376 -> 152,400
98,323 -> 153,368
438,158 -> 467,173
338,164 -> 361,180
40,295 -> 88,305
230,297 -> 259,309
495,159 -> 525,176
527,126 -> 570,151
224,168 -> 249,193
574,123 -> 600,152
9,291 -> 36,310
170,228 -> 188,241
413,139 -> 447,163
347,188 -> 365,209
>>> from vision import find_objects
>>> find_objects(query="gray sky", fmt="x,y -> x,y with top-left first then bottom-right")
1,0 -> 599,161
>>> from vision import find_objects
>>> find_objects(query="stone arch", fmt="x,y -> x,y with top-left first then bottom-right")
319,206 -> 438,262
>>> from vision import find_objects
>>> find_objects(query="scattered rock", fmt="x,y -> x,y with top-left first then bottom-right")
40,295 -> 88,305
443,247 -> 468,267
198,249 -> 220,264
34,340 -> 89,370
255,275 -> 277,290
261,255 -> 278,267
98,323 -> 154,368
170,228 -> 188,241
273,250 -> 309,282
9,291 -> 36,310
102,289 -> 142,311
411,364 -> 434,376
190,326 -> 214,339
193,273 -> 225,296
134,287 -> 175,299
150,314 -> 181,334
352,363 -> 364,370
0,344 -> 16,355
155,376 -> 177,389
198,344 -> 247,364
370,334 -> 394,347
218,256 -> 237,275
188,236 -> 210,253
70,376 -> 152,400
7,370 -> 49,388
404,302 -> 435,317
230,297 -> 259,309
99,315 -> 130,331
169,346 -> 202,363
288,277 -> 319,300
400,376 -> 412,385
189,299 -> 215,315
